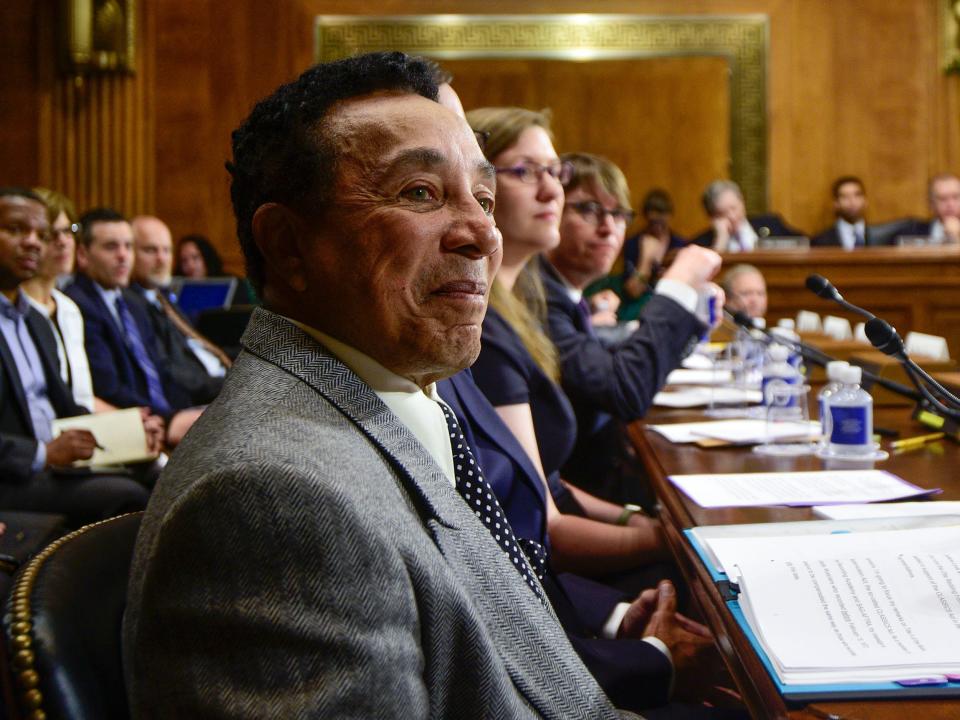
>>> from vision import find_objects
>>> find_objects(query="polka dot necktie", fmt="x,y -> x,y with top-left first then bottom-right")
439,402 -> 547,603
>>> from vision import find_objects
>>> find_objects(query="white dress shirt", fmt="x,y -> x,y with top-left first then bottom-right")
727,219 -> 759,253
836,219 -> 866,251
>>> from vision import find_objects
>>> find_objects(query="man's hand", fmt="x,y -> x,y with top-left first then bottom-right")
589,290 -> 621,326
711,217 -> 732,253
944,215 -> 960,243
139,407 -> 166,454
618,581 -> 713,670
661,245 -> 722,290
46,430 -> 98,467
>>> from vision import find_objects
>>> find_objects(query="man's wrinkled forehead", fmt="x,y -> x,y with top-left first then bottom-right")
325,92 -> 490,177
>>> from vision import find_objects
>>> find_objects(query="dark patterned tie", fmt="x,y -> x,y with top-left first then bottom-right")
576,297 -> 598,339
438,402 -> 547,602
115,295 -> 172,416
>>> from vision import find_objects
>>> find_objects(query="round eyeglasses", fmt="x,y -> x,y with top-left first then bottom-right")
565,201 -> 636,228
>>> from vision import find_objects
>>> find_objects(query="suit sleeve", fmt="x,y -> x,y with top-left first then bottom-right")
0,432 -> 41,484
126,463 -> 431,719
548,293 -> 703,421
76,301 -> 147,409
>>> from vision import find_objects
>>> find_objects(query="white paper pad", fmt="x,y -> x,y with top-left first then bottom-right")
691,419 -> 820,444
668,470 -> 931,508
812,501 -> 960,520
665,368 -> 733,385
52,407 -> 155,466
707,526 -> 960,683
681,353 -> 716,369
653,387 -> 763,408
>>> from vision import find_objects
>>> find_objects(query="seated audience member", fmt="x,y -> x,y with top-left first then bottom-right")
65,208 -> 202,443
124,52 -> 635,718
0,188 -> 154,524
20,188 -> 95,410
812,176 -> 885,249
721,264 -> 767,320
175,233 -> 223,278
177,232 -> 259,304
901,173 -> 960,244
691,179 -> 802,252
466,108 -> 697,557
589,188 -> 687,324
541,149 -> 721,497
130,216 -> 230,406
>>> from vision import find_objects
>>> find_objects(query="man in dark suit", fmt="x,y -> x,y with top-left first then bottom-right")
543,153 -> 720,500
812,176 -> 888,249
0,188 -> 150,524
129,215 -> 228,406
899,173 -> 960,244
65,208 -> 205,444
124,52 -> 642,718
691,179 -> 803,251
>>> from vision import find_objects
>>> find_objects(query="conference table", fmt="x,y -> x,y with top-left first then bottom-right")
629,402 -> 960,720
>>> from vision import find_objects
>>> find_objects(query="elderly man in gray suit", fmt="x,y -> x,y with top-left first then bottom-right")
123,52 -> 667,718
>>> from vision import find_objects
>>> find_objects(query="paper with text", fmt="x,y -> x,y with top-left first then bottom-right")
669,470 -> 931,508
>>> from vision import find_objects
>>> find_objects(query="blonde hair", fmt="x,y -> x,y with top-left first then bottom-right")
32,187 -> 77,224
467,106 -> 560,381
560,152 -> 632,210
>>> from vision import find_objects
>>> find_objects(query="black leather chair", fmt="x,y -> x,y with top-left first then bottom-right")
3,512 -> 142,720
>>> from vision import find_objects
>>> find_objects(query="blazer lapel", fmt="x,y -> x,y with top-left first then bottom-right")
0,331 -> 31,430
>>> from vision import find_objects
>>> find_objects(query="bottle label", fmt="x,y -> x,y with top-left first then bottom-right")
762,376 -> 798,407
830,406 -> 869,445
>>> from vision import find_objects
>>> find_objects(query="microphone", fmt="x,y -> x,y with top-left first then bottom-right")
864,318 -> 905,359
725,308 -> 921,401
864,318 -> 960,412
804,274 -> 875,320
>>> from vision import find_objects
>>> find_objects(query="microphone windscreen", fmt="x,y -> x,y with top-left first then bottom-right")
805,274 -> 833,298
865,317 -> 903,356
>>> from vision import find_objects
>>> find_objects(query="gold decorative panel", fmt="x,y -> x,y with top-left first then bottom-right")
315,14 -> 769,211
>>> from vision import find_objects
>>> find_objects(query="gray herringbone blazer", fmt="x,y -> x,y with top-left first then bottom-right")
123,308 -> 629,719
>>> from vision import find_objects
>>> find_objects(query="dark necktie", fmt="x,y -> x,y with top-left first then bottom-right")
576,297 -> 598,339
438,402 -> 547,603
854,227 -> 865,247
115,295 -> 172,416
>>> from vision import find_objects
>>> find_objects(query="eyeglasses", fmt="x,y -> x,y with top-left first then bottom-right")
0,223 -> 53,244
495,160 -> 574,185
566,201 -> 636,228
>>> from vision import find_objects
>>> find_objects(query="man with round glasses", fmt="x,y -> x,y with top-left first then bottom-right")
539,152 -> 723,500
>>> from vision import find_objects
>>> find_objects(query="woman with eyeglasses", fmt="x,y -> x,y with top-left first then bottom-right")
464,107 -> 679,588
20,189 -> 97,411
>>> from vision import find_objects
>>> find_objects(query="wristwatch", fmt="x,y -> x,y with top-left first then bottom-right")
615,503 -> 644,526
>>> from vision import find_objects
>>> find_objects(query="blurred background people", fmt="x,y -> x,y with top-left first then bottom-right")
721,264 -> 768,321
692,179 -> 802,252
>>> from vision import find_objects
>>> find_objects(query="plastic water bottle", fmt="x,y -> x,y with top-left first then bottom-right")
770,325 -> 803,373
827,365 -> 873,457
818,360 -> 850,437
761,344 -> 801,407
696,286 -> 718,342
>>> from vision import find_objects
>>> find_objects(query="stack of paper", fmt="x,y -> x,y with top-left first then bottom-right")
702,525 -> 960,685
649,418 -> 819,444
664,368 -> 733,386
653,387 -> 762,408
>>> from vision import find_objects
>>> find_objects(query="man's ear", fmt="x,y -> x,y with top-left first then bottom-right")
252,203 -> 308,293
75,243 -> 89,271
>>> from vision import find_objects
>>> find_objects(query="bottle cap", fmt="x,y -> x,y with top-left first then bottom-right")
752,317 -> 766,329
839,365 -> 862,385
778,318 -> 796,330
826,360 -> 850,380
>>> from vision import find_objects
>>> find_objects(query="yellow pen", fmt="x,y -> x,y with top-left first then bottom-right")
890,432 -> 945,450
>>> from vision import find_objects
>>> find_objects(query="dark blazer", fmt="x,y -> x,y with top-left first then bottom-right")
124,309 -> 627,719
65,274 -> 188,414
691,213 -> 803,248
0,308 -> 87,483
811,222 -> 890,248
127,284 -> 224,406
437,370 -> 672,711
